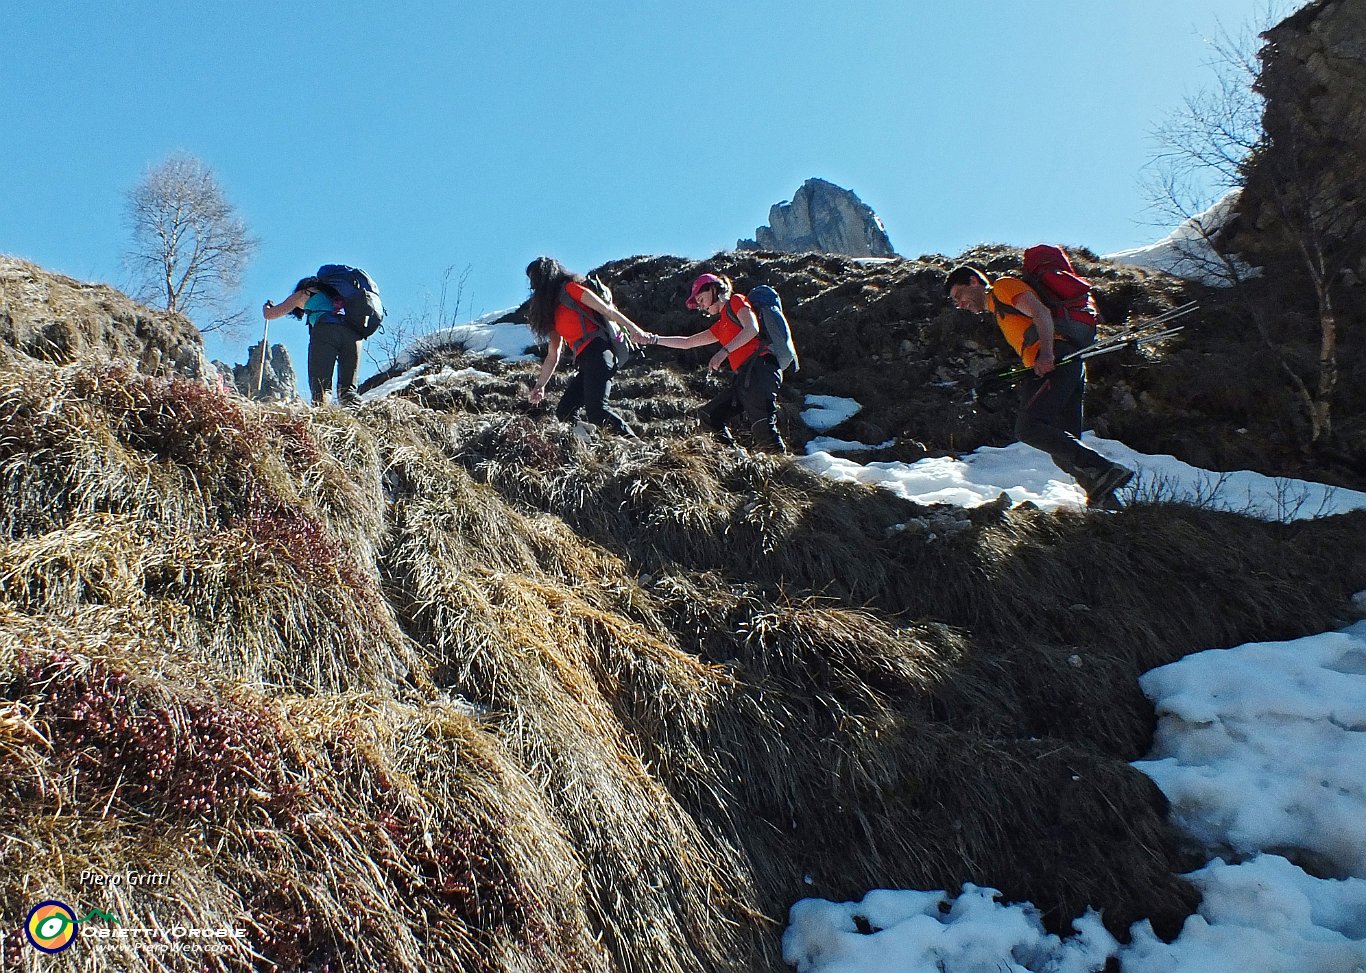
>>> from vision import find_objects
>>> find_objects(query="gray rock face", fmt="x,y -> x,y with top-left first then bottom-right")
0,255 -> 208,378
739,179 -> 896,258
215,341 -> 301,402
1235,0 -> 1366,280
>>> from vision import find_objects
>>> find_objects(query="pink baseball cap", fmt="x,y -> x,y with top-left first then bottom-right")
685,273 -> 724,309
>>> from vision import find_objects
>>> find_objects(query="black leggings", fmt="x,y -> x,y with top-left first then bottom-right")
1015,356 -> 1113,489
700,353 -> 784,449
308,321 -> 362,404
556,339 -> 634,435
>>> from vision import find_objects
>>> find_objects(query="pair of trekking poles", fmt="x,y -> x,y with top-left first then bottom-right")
982,301 -> 1199,390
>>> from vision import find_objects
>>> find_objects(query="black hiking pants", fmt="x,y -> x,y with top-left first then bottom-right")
1015,355 -> 1115,491
556,339 -> 634,436
700,353 -> 785,453
308,321 -> 362,405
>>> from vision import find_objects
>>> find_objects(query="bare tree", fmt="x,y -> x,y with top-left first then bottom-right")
1243,39 -> 1366,444
124,152 -> 259,335
1143,8 -> 1274,287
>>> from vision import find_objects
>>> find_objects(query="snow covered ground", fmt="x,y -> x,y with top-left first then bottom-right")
385,307 -> 536,373
784,440 -> 1366,972
797,435 -> 1366,522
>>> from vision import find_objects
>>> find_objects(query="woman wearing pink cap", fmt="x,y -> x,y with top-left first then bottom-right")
652,273 -> 785,453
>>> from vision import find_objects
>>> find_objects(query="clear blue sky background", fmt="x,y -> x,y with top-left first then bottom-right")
2,0 -> 1274,385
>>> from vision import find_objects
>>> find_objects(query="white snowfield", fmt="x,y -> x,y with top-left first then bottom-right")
1101,190 -> 1258,286
798,435 -> 1366,521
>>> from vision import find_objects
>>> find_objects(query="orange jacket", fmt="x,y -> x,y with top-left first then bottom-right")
988,278 -> 1052,367
553,282 -> 602,356
712,295 -> 761,370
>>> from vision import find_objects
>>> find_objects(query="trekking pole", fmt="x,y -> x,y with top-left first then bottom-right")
1075,302 -> 1199,356
1076,325 -> 1185,362
256,305 -> 270,396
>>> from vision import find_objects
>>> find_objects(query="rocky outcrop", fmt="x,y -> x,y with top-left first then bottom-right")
215,341 -> 302,402
739,179 -> 897,258
0,254 -> 207,378
1234,0 -> 1366,280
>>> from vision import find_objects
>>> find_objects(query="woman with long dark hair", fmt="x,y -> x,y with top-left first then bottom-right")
524,256 -> 652,437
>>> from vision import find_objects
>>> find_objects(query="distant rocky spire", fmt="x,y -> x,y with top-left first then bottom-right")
739,178 -> 896,258
214,340 -> 301,402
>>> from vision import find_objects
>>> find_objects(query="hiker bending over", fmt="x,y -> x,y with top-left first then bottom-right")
263,266 -> 383,406
525,257 -> 650,437
651,273 -> 786,454
945,265 -> 1133,507
263,279 -> 358,406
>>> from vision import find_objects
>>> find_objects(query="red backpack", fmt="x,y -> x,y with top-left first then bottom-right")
1017,245 -> 1099,346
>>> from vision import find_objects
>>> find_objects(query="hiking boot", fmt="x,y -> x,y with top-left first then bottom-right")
1086,464 -> 1134,508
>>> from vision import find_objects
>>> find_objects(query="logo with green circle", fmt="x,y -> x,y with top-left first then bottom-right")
26,900 -> 78,953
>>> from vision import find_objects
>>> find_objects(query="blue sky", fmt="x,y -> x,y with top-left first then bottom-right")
3,0 -> 1272,379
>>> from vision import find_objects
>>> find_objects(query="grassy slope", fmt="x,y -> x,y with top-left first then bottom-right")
3,357 -> 1365,973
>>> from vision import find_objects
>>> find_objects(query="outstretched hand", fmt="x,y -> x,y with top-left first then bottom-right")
528,386 -> 545,405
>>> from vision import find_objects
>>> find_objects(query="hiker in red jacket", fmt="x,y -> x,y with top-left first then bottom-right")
651,273 -> 786,454
945,264 -> 1133,507
524,256 -> 650,437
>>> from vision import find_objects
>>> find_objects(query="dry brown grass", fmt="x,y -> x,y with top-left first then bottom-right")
3,356 -> 1365,971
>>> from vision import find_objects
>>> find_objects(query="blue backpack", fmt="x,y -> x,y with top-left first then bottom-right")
745,285 -> 800,372
314,264 -> 385,338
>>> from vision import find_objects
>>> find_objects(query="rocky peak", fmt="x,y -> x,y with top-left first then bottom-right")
739,178 -> 897,258
213,340 -> 302,403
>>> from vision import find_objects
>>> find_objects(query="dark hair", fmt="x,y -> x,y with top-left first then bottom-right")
525,257 -> 584,338
943,265 -> 988,297
288,276 -> 321,319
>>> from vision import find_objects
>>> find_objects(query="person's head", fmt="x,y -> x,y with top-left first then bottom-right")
944,266 -> 990,313
685,273 -> 732,317
524,256 -> 582,337
526,256 -> 570,292
288,276 -> 320,319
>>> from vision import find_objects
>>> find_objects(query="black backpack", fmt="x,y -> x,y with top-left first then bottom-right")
314,264 -> 385,338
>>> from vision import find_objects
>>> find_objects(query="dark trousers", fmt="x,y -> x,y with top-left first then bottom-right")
1015,356 -> 1114,490
308,321 -> 362,405
700,353 -> 784,451
556,340 -> 634,436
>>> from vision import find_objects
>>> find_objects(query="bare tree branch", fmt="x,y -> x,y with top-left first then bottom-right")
1140,1 -> 1363,448
366,263 -> 474,371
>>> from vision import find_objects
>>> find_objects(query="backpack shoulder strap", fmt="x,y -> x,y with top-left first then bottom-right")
989,279 -> 1032,319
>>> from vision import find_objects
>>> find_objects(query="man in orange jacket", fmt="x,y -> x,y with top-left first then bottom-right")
945,265 -> 1133,507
